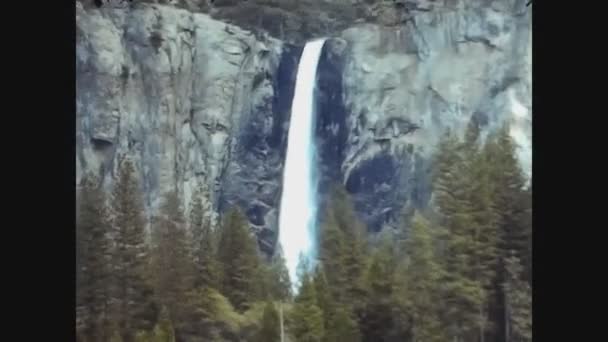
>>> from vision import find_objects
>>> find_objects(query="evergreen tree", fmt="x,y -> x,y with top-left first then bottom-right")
326,307 -> 361,342
311,265 -> 360,342
254,301 -> 281,342
390,262 -> 414,342
504,253 -> 532,342
189,182 -> 219,290
265,246 -> 293,301
111,158 -> 158,341
464,121 -> 501,342
433,132 -> 484,342
403,213 -> 445,342
217,206 -> 261,311
331,186 -> 368,306
318,185 -> 368,309
484,125 -> 529,264
379,222 -> 413,342
77,173 -> 113,342
151,189 -> 197,340
483,125 -> 531,342
291,261 -> 325,342
362,230 -> 402,342
312,266 -> 334,340
520,185 -> 532,284
318,207 -> 347,302
431,131 -> 463,222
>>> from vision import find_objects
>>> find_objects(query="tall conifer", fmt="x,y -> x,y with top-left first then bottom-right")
111,158 -> 157,341
77,173 -> 113,342
217,207 -> 261,311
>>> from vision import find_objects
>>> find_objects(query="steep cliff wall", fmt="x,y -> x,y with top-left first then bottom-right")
76,0 -> 531,251
76,3 -> 286,236
316,0 -> 532,231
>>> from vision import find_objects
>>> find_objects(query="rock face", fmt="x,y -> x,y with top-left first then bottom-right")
76,0 -> 531,250
76,2 -> 285,234
316,0 -> 532,231
219,43 -> 302,253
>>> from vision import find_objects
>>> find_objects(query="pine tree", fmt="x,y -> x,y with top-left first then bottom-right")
326,307 -> 361,342
310,265 -> 360,342
189,182 -> 219,290
359,236 -> 396,342
433,132 -> 484,342
504,253 -> 532,342
464,121 -> 501,342
331,185 -> 368,306
111,158 -> 158,342
77,173 -> 113,342
377,222 -> 414,342
318,185 -> 368,309
431,131 -> 463,222
318,207 -> 347,302
265,246 -> 293,301
390,262 -> 414,342
485,125 -> 529,260
254,301 -> 281,342
520,185 -> 532,284
151,189 -> 197,339
483,124 -> 531,342
312,266 -> 334,340
291,261 -> 325,342
217,206 -> 261,311
403,213 -> 445,342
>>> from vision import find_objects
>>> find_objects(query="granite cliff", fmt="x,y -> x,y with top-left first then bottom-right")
76,0 -> 532,252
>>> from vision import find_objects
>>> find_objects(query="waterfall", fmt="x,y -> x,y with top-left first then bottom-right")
278,39 -> 326,291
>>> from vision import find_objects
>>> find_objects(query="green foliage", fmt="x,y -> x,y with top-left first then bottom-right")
77,172 -> 113,342
134,320 -> 175,342
217,207 -> 262,311
504,254 -> 532,342
483,124 -> 532,341
310,264 -> 361,342
241,301 -> 269,331
151,318 -> 175,342
367,233 -> 396,297
261,247 -> 293,301
205,287 -> 243,331
357,231 -> 399,342
253,302 -> 281,342
390,262 -> 414,341
318,184 -> 368,308
150,190 -> 197,337
433,126 -> 502,341
403,213 -> 446,342
326,307 -> 361,342
111,158 -> 158,340
485,125 -> 529,263
318,209 -> 347,299
429,122 -> 532,342
312,266 -> 333,332
74,120 -> 530,342
189,182 -> 220,289
108,330 -> 124,342
290,262 -> 325,342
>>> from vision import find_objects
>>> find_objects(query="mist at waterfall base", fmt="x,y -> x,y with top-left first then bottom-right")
278,39 -> 326,292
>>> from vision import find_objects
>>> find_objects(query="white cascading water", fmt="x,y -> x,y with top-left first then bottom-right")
278,39 -> 326,291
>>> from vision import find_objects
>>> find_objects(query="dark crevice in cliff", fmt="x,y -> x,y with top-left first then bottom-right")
91,137 -> 113,150
270,44 -> 301,151
315,41 -> 348,211
218,43 -> 302,256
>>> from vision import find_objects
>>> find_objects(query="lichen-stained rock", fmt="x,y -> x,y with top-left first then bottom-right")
76,3 -> 284,239
331,0 -> 531,231
77,0 -> 531,251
